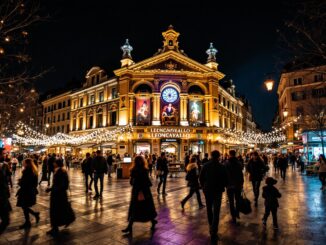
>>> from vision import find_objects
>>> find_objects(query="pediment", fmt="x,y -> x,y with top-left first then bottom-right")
141,58 -> 200,72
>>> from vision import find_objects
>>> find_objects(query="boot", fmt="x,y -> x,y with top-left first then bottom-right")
151,220 -> 158,231
121,222 -> 133,233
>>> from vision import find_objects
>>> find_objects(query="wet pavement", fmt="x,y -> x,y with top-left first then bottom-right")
1,166 -> 326,245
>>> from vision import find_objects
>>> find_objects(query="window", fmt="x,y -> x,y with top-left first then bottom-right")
44,108 -> 47,113
73,119 -> 76,130
312,88 -> 326,97
66,125 -> 70,133
68,100 -> 71,106
89,116 -> 93,128
218,95 -> 222,104
90,95 -> 95,104
112,88 -> 118,99
97,114 -> 103,127
79,98 -> 83,107
293,78 -> 302,86
314,74 -> 323,82
111,111 -> 117,125
291,91 -> 306,101
79,117 -> 83,130
53,104 -> 56,110
62,113 -> 65,121
99,91 -> 104,102
57,114 -> 60,122
53,116 -> 56,123
296,106 -> 304,116
227,101 -> 230,109
91,76 -> 95,85
231,104 -> 234,112
58,103 -> 62,109
57,126 -> 60,132
48,106 -> 50,112
47,117 -> 50,123
67,112 -> 70,120
224,118 -> 228,128
73,101 -> 77,109
222,97 -> 226,106
63,101 -> 66,108
61,125 -> 64,133
96,75 -> 100,84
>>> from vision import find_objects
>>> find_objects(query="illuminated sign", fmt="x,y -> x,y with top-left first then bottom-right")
150,127 -> 191,138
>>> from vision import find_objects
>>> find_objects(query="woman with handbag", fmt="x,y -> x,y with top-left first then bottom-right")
122,156 -> 157,234
181,156 -> 205,210
46,159 -> 75,236
16,158 -> 40,229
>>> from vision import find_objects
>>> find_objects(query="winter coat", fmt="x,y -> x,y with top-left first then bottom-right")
185,163 -> 200,189
0,166 -> 11,214
107,155 -> 114,166
82,157 -> 93,174
278,157 -> 288,170
247,158 -> 266,181
262,185 -> 281,209
16,168 -> 38,208
92,156 -> 108,174
319,159 -> 326,173
156,157 -> 169,175
225,156 -> 244,189
49,168 -> 75,227
199,159 -> 228,195
47,156 -> 55,172
128,168 -> 157,222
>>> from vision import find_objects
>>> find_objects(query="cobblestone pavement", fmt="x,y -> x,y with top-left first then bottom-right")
1,166 -> 326,245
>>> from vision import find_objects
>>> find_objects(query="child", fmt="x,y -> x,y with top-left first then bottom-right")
262,177 -> 281,229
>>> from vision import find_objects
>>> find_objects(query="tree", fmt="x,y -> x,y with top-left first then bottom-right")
0,0 -> 47,135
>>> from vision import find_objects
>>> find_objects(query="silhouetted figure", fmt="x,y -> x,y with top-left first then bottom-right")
247,151 -> 265,207
16,158 -> 40,229
199,150 -> 228,243
39,155 -> 48,185
0,148 -> 11,234
81,153 -> 94,193
92,150 -> 108,199
46,159 -> 75,236
122,156 -> 157,234
262,177 -> 281,229
47,154 -> 56,186
278,155 -> 288,181
318,154 -> 326,190
157,152 -> 169,195
225,150 -> 244,224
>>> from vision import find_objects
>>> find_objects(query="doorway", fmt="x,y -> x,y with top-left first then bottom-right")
161,139 -> 180,162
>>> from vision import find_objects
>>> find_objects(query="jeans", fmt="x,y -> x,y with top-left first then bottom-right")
94,173 -> 104,196
85,173 -> 94,192
158,173 -> 168,194
251,180 -> 261,202
204,191 -> 222,236
181,187 -> 203,206
280,168 -> 286,180
263,207 -> 278,226
227,187 -> 241,219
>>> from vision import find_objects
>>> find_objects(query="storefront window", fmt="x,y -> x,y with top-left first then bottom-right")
135,142 -> 151,155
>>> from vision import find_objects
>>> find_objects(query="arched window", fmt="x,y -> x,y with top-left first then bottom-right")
134,84 -> 152,93
188,85 -> 204,95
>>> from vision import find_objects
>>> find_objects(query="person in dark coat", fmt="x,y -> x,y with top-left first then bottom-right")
247,151 -> 266,207
225,150 -> 244,224
181,156 -> 204,209
278,154 -> 288,181
122,156 -> 157,234
106,152 -> 114,178
0,148 -> 11,234
46,159 -> 75,236
262,177 -> 281,229
16,158 -> 40,229
81,153 -> 94,193
47,154 -> 56,186
202,153 -> 209,165
92,150 -> 108,199
39,155 -> 48,185
184,153 -> 190,172
199,150 -> 228,243
157,152 -> 169,195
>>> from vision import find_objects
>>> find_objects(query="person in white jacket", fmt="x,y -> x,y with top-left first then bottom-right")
318,154 -> 326,190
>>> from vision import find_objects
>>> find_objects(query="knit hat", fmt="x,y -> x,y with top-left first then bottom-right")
265,177 -> 277,186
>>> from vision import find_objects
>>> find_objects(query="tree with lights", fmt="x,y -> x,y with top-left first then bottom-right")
0,0 -> 47,135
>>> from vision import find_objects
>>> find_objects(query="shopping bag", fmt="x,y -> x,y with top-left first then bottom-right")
238,190 -> 252,214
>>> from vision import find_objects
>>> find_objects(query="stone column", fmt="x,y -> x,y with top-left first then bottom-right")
180,94 -> 188,126
152,93 -> 160,125
82,110 -> 87,130
93,110 -> 97,129
204,95 -> 210,126
103,105 -> 107,127
129,94 -> 135,125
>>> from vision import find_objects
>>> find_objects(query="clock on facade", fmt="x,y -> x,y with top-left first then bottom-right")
162,87 -> 179,103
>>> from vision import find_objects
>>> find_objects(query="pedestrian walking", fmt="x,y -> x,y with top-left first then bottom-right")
81,153 -> 94,193
262,177 -> 281,230
47,154 -> 55,186
18,154 -> 23,168
202,153 -> 209,165
199,150 -> 228,243
46,159 -> 75,236
148,154 -> 153,177
11,156 -> 18,175
225,150 -> 244,224
16,158 -> 40,229
247,151 -> 266,207
92,150 -> 108,199
318,154 -> 326,190
0,148 -> 11,234
181,156 -> 205,210
278,154 -> 288,181
106,152 -> 113,178
39,155 -> 48,185
157,152 -> 169,195
289,153 -> 296,171
122,156 -> 157,234
273,154 -> 278,174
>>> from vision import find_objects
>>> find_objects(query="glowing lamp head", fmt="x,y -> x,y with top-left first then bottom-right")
264,78 -> 274,91
283,109 -> 288,118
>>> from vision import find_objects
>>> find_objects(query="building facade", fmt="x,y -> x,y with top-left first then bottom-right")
277,65 -> 326,157
42,27 -> 256,158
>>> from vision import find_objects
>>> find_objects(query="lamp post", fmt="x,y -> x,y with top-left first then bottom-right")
283,108 -> 288,118
264,78 -> 275,92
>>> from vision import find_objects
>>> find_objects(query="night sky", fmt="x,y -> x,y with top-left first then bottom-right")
30,0 -> 289,130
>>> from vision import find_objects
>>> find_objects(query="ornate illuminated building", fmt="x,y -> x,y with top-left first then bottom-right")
42,26 -> 256,157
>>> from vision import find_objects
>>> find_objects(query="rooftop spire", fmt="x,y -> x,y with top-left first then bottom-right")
121,39 -> 133,59
206,42 -> 218,62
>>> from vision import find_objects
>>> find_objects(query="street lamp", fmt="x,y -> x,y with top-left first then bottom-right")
283,108 -> 288,118
264,78 -> 275,91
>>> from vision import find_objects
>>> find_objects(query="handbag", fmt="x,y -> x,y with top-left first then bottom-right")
238,190 -> 252,215
137,191 -> 145,201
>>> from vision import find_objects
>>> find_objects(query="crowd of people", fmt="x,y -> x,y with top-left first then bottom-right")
1,146 -> 326,243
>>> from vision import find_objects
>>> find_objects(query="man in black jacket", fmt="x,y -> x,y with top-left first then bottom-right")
157,152 -> 169,195
92,150 -> 108,199
82,153 -> 94,194
247,151 -> 266,207
225,150 -> 244,224
47,154 -> 56,187
199,150 -> 228,243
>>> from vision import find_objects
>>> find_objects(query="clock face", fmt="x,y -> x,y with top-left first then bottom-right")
162,87 -> 179,103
